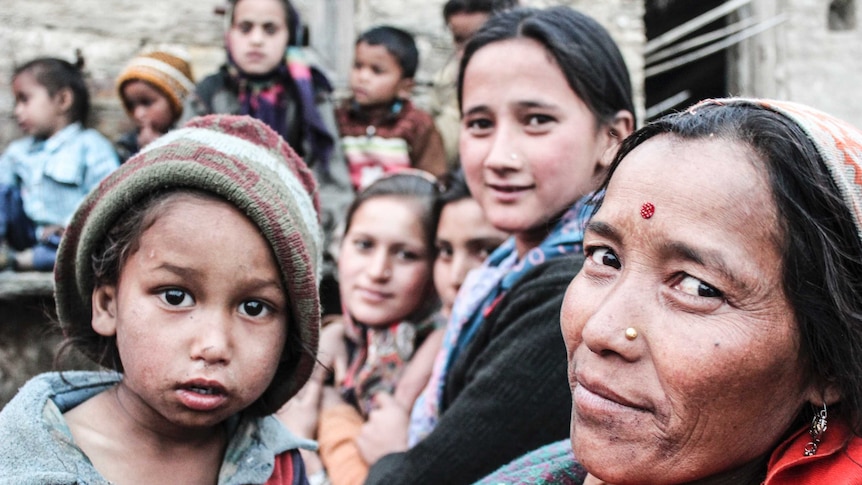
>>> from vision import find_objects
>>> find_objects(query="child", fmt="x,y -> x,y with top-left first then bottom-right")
278,171 -> 444,485
0,115 -> 323,483
433,168 -> 507,319
115,48 -> 195,162
359,7 -> 637,484
431,0 -> 520,167
337,26 -> 447,191
0,57 -> 119,272
184,0 -> 352,316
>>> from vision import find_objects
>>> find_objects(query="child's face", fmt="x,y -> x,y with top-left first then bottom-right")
459,38 -> 614,252
434,197 -> 507,316
228,0 -> 290,75
121,80 -> 175,137
350,41 -> 412,108
91,195 -> 288,430
447,11 -> 490,59
339,196 -> 433,326
12,71 -> 69,138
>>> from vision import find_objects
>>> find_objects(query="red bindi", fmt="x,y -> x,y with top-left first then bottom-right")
640,202 -> 655,219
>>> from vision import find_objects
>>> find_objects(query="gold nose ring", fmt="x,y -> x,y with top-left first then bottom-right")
625,327 -> 638,341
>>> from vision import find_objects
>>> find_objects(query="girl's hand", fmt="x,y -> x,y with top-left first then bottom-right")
355,392 -> 410,465
315,319 -> 349,385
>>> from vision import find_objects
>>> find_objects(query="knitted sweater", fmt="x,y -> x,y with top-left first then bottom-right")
0,371 -> 315,485
364,254 -> 583,485
336,99 -> 446,191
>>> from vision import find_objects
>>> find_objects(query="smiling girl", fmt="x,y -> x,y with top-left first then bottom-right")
357,7 -> 637,485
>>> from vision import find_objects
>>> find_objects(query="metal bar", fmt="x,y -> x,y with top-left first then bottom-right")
645,0 -> 753,55
645,14 -> 787,78
646,16 -> 759,65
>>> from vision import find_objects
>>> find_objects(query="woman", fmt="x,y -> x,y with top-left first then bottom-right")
556,98 -> 862,484
356,6 -> 636,484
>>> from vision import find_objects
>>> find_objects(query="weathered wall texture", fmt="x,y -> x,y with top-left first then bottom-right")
734,0 -> 862,126
0,0 -> 645,149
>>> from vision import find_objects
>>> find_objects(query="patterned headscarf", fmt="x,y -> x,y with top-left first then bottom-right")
689,98 -> 862,244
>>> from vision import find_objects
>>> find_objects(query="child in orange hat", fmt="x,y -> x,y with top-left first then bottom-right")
115,48 -> 195,161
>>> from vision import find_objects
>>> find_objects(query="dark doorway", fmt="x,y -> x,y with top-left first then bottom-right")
644,0 -> 730,120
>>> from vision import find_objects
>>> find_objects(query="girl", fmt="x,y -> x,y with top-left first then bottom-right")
0,57 -> 119,272
433,168 -> 507,319
357,7 -> 637,484
184,0 -> 352,315
0,115 -> 322,484
115,48 -> 195,162
279,171 -> 443,485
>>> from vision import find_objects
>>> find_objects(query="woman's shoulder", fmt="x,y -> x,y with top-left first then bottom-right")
510,253 -> 586,292
475,439 -> 586,485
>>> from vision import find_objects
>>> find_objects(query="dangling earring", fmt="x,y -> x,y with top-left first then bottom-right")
803,403 -> 828,456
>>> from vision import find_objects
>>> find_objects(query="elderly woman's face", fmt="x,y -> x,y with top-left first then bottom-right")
561,135 -> 820,483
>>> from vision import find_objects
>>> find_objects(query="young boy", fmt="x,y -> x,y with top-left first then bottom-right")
115,48 -> 195,162
337,26 -> 446,191
431,0 -> 519,167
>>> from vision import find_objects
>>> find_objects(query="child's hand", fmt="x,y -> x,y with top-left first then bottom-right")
275,378 -> 323,440
39,225 -> 65,244
355,392 -> 410,465
137,122 -> 164,149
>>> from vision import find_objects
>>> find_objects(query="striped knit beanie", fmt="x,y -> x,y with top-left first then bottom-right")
54,114 -> 322,414
690,98 -> 862,243
116,48 -> 195,119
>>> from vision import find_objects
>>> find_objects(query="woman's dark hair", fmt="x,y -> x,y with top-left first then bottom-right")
13,56 -> 90,125
595,102 -> 862,434
458,6 -> 636,128
343,171 -> 441,253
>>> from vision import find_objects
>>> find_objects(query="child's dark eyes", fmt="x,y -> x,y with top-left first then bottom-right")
524,114 -> 556,130
464,118 -> 493,133
160,288 -> 194,307
435,242 -> 454,260
396,249 -> 422,261
353,238 -> 373,251
239,300 -> 272,318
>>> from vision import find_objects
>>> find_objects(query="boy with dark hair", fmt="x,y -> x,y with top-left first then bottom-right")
337,25 -> 446,191
433,0 -> 520,167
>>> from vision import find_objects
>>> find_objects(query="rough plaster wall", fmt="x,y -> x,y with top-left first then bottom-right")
0,0 -> 645,149
777,0 -> 862,127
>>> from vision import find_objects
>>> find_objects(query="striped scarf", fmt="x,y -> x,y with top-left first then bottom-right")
408,194 -> 594,445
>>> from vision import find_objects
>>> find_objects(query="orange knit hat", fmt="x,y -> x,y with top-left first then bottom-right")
116,49 -> 195,119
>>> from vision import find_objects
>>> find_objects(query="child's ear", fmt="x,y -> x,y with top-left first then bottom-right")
396,77 -> 415,100
54,87 -> 74,115
91,285 -> 119,337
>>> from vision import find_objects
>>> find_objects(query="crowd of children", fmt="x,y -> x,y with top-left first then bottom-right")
0,1 -> 646,484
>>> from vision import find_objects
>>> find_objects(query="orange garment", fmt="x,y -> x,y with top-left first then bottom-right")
318,404 -> 368,485
765,416 -> 862,484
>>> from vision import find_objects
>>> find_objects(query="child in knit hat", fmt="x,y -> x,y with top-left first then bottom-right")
115,48 -> 195,161
0,115 -> 323,484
